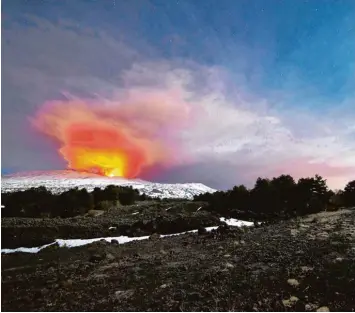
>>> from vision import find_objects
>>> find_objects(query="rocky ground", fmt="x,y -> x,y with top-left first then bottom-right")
2,208 -> 355,311
1,200 -> 222,249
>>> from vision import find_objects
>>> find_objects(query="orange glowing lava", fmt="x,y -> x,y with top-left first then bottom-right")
60,123 -> 146,178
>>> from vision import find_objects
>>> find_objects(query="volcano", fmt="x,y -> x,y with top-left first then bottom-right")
1,170 -> 216,199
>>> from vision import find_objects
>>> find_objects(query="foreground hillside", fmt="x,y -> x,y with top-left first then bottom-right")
2,209 -> 355,311
1,201 -> 222,249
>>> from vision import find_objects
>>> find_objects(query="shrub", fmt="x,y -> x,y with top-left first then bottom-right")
118,190 -> 137,205
95,200 -> 119,211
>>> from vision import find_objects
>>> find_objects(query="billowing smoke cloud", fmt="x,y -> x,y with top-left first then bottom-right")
30,85 -> 195,178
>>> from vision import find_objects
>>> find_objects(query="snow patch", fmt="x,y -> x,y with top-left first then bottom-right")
220,217 -> 254,227
1,242 -> 56,254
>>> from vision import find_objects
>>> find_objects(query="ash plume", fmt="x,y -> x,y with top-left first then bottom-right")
30,87 -> 194,178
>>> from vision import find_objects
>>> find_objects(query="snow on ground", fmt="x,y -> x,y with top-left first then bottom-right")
1,236 -> 151,254
1,170 -> 216,200
1,218 -> 253,254
220,217 -> 254,227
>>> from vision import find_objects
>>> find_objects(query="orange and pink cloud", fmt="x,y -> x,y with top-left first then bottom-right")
30,87 -> 197,178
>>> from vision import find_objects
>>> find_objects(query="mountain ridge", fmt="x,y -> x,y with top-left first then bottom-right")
1,170 -> 216,199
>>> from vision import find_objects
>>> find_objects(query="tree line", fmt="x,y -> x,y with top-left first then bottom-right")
1,185 -> 152,218
2,174 -> 354,220
194,175 -> 355,220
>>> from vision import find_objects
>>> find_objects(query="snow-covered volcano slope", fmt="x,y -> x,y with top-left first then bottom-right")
1,170 -> 216,199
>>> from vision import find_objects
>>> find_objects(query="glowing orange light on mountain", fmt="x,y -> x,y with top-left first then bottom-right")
58,123 -> 146,178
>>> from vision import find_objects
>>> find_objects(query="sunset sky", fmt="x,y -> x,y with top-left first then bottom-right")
2,0 -> 355,189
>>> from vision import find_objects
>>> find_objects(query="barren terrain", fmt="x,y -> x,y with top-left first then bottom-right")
2,208 -> 355,311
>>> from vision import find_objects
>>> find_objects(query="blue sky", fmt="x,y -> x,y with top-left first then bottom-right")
5,0 -> 354,102
2,0 -> 355,189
